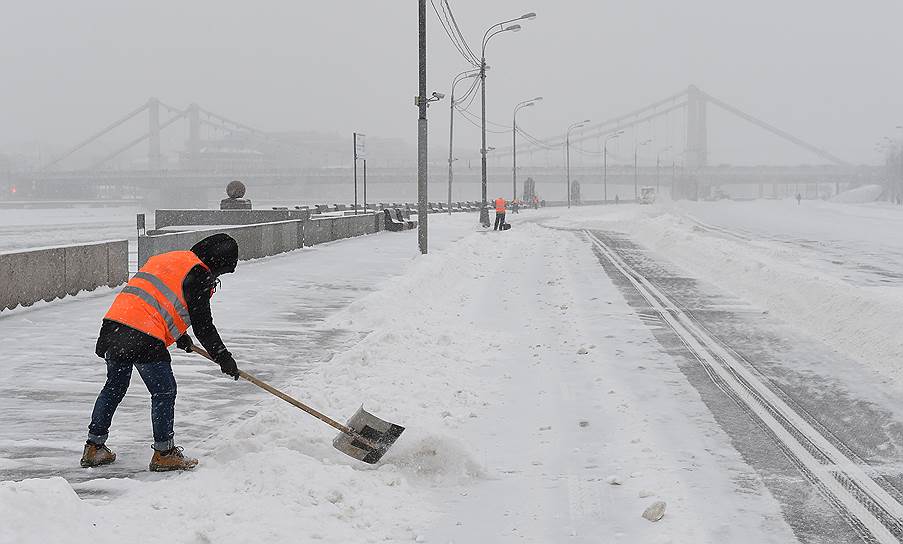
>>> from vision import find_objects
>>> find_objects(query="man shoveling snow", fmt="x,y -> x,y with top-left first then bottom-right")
81,233 -> 241,472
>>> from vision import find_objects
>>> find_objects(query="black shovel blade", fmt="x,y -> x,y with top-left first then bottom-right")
332,406 -> 405,464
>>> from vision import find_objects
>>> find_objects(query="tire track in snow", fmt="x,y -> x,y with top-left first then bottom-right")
586,228 -> 903,544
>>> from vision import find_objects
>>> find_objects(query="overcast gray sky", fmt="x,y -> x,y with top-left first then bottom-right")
2,0 -> 902,165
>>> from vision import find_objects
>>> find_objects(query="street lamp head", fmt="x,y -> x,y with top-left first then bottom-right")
432,91 -> 446,100
582,119 -> 591,124
505,24 -> 522,32
533,96 -> 543,102
520,12 -> 537,20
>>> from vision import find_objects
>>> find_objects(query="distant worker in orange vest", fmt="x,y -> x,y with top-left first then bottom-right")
81,233 -> 240,472
494,196 -> 507,230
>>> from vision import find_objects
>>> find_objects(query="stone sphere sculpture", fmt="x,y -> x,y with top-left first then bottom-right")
226,180 -> 247,199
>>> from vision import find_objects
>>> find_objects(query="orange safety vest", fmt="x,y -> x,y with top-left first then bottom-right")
104,251 -> 209,347
495,198 -> 506,213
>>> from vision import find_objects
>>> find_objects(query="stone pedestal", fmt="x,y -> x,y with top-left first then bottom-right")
220,198 -> 252,210
220,180 -> 252,210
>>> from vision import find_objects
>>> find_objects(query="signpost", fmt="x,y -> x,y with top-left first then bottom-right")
353,133 -> 366,214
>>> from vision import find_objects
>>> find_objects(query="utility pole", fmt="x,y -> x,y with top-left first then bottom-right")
603,144 -> 608,202
479,15 -> 532,226
513,97 -> 541,202
656,154 -> 660,196
603,130 -> 623,202
513,112 -> 517,202
566,134 -> 571,208
449,70 -> 479,216
448,87 -> 455,216
634,147 -> 638,201
479,56 -> 490,226
898,126 -> 903,205
656,146 -> 671,197
417,0 -> 428,253
566,120 -> 590,208
353,133 -> 359,215
634,138 -> 651,201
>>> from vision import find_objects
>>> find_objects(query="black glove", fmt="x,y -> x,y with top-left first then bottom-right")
216,352 -> 240,380
176,334 -> 194,353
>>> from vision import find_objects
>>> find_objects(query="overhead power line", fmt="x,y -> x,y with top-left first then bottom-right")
430,0 -> 478,67
444,0 -> 479,65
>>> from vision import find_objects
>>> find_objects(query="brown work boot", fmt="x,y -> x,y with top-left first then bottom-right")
149,446 -> 198,472
80,441 -> 116,468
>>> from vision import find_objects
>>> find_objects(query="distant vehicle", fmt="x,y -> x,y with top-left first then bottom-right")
639,186 -> 656,204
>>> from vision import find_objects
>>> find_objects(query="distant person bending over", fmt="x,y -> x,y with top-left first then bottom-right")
81,233 -> 241,472
494,196 -> 507,230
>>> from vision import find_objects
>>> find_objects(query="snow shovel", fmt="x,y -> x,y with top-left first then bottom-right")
190,346 -> 404,464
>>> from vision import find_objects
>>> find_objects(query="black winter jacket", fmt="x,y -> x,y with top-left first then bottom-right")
95,233 -> 238,364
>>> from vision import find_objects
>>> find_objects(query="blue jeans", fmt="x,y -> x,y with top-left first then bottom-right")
88,355 -> 177,451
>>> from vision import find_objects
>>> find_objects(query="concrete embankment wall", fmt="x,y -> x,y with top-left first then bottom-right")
155,209 -> 311,230
303,213 -> 383,245
0,240 -> 128,311
139,211 -> 383,267
3,210 -> 386,311
139,220 -> 305,267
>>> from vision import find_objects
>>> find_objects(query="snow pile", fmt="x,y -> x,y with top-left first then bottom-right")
0,477 -> 99,542
549,203 -> 903,393
633,214 -> 903,386
830,184 -> 883,203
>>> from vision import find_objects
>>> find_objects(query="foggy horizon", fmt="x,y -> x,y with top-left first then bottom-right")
3,1 -> 903,167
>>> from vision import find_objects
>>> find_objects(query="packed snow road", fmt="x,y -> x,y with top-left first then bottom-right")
548,200 -> 903,542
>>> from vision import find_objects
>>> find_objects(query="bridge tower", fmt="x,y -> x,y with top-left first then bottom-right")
685,85 -> 708,170
147,97 -> 162,170
186,103 -> 201,169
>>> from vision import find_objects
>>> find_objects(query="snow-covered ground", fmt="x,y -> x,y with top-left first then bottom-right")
8,197 -> 903,542
546,199 -> 903,403
0,207 -> 806,543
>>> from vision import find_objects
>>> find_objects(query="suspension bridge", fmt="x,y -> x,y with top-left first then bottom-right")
4,86 -> 878,204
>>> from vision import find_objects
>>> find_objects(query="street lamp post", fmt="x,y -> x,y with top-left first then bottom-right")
448,69 -> 480,215
603,130 -> 624,202
897,126 -> 903,205
656,145 -> 672,196
566,119 -> 590,208
634,138 -> 652,201
479,12 -> 535,227
513,96 -> 542,202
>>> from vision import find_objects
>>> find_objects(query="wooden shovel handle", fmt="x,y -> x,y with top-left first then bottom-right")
190,345 -> 356,436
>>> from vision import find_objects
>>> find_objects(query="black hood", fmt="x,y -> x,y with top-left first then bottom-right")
191,233 -> 238,277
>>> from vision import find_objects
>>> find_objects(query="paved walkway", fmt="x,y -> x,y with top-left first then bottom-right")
0,214 -> 474,490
